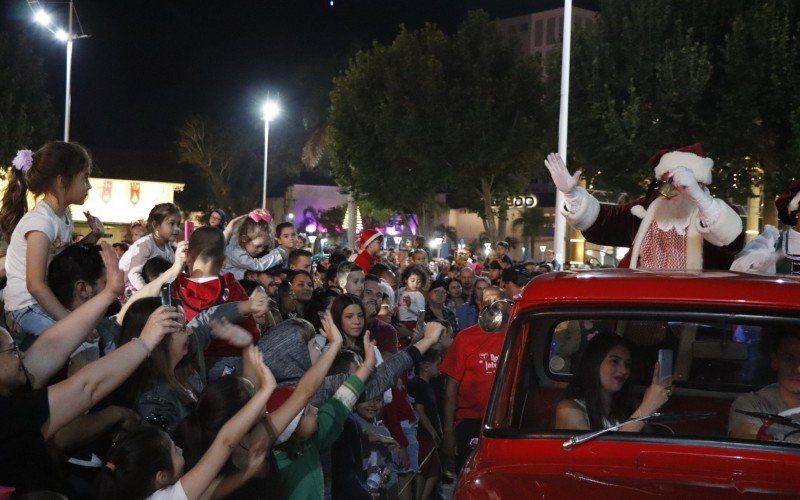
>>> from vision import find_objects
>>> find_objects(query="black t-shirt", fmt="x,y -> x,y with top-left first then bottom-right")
0,388 -> 58,492
407,377 -> 441,437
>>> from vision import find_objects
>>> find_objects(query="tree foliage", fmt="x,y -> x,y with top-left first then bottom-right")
568,0 -> 800,202
0,33 -> 57,164
328,11 -> 550,241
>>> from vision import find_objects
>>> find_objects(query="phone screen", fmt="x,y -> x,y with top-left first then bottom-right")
658,349 -> 673,382
184,220 -> 195,241
160,283 -> 173,307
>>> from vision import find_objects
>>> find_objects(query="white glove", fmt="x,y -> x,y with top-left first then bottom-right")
729,225 -> 781,273
544,153 -> 582,211
669,166 -> 718,224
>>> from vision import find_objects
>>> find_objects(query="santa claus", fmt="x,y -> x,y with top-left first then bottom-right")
545,143 -> 744,270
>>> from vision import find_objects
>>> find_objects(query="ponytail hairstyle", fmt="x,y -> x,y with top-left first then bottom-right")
146,203 -> 182,234
95,424 -> 175,500
237,211 -> 274,250
0,142 -> 92,241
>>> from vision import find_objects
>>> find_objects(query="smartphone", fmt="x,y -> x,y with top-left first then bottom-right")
160,283 -> 173,307
658,348 -> 673,382
416,309 -> 426,334
184,220 -> 195,241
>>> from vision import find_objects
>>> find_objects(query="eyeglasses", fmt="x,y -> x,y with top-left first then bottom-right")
0,342 -> 21,358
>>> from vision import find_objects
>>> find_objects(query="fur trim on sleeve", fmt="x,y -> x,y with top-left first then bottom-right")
630,205 -> 647,219
695,199 -> 743,247
560,187 -> 600,231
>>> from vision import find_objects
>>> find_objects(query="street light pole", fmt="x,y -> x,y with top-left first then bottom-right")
64,0 -> 74,141
268,120 -> 269,208
30,0 -> 88,142
260,99 -> 280,210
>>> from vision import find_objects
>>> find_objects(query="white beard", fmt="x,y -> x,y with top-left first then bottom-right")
653,194 -> 695,235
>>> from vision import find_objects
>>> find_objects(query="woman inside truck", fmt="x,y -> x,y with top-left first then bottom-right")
555,332 -> 673,431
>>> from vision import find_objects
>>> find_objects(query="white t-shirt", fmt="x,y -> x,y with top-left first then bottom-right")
4,201 -> 73,311
119,234 -> 175,293
146,480 -> 188,500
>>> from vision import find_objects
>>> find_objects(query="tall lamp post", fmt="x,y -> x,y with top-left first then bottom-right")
260,99 -> 280,209
30,0 -> 89,142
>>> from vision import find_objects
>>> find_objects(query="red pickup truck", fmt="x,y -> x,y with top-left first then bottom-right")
455,270 -> 800,498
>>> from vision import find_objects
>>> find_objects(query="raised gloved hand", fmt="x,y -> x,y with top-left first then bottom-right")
544,153 -> 581,194
544,153 -> 583,211
669,166 -> 719,224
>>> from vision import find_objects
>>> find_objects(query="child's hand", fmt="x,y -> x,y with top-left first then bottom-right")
99,241 -> 124,297
321,310 -> 343,346
84,211 -> 105,238
402,295 -> 411,307
211,318 -> 253,348
245,345 -> 276,393
172,241 -> 188,270
248,287 -> 270,318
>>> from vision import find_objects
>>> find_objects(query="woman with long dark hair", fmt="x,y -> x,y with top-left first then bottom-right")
330,293 -> 367,356
555,332 -> 672,431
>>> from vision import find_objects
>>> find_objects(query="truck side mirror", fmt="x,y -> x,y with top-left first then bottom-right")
478,299 -> 513,332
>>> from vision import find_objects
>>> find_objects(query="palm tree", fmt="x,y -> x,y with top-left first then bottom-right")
512,207 -> 547,261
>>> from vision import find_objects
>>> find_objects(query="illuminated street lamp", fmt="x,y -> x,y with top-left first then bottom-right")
260,98 -> 280,209
29,1 -> 89,142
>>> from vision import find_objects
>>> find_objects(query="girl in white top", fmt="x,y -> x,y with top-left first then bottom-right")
95,346 -> 276,500
119,203 -> 182,296
0,143 -> 104,341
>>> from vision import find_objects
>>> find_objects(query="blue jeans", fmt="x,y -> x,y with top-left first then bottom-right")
6,303 -> 57,349
396,419 -> 420,474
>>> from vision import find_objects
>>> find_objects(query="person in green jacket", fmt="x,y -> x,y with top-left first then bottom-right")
273,320 -> 377,499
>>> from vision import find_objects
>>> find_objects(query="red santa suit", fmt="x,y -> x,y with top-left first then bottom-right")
559,144 -> 744,270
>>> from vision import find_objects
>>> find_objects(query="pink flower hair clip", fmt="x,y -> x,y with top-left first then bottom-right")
248,210 -> 273,224
12,149 -> 34,173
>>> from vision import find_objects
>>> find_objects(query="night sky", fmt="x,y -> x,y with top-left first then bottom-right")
2,0 -> 596,154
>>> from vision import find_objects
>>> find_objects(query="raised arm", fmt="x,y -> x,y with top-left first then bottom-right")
263,310 -> 344,443
42,305 -> 183,439
116,241 -> 187,324
25,242 -> 124,388
180,346 -> 276,500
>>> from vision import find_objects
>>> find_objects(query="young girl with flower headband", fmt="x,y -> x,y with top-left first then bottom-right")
0,143 -> 105,343
118,203 -> 182,297
220,209 -> 287,280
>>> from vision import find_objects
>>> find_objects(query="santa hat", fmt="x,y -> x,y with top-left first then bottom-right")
358,228 -> 383,249
266,386 -> 302,444
649,143 -> 713,185
776,179 -> 800,226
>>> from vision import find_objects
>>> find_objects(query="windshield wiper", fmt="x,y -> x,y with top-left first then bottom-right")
563,411 -> 717,450
735,410 -> 800,430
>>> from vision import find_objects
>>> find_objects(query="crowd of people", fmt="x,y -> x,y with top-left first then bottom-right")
0,142 -> 542,500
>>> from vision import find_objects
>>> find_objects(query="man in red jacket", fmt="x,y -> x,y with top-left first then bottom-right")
353,228 -> 383,273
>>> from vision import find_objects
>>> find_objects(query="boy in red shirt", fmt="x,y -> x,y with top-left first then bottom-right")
354,228 -> 383,273
171,226 -> 263,380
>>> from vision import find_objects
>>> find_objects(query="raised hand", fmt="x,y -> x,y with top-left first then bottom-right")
172,241 -> 188,269
640,362 -> 672,415
423,321 -> 444,344
211,318 -> 253,348
320,310 -> 343,346
669,166 -> 704,199
361,331 -> 377,372
83,211 -> 105,238
544,153 -> 581,195
139,306 -> 183,349
245,344 -> 276,393
99,241 -> 125,297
